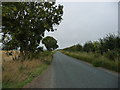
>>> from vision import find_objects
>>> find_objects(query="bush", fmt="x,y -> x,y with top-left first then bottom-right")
44,59 -> 52,65
105,50 -> 118,61
28,51 -> 52,60
62,51 -> 120,72
92,59 -> 103,67
94,53 -> 101,58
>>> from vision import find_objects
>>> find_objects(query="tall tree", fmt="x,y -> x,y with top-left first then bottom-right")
92,41 -> 100,53
83,41 -> 94,53
99,34 -> 119,54
42,36 -> 59,51
2,2 -> 63,59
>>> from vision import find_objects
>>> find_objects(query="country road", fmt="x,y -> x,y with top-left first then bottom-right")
24,51 -> 118,88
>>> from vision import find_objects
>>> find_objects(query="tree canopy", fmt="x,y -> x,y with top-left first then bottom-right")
83,41 -> 95,53
2,2 -> 63,54
42,36 -> 58,51
99,34 -> 119,53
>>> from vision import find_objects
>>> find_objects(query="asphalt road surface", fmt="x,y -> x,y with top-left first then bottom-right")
24,51 -> 118,88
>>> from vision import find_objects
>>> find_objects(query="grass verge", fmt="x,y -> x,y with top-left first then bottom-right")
3,63 -> 48,88
61,50 -> 119,72
2,51 -> 53,88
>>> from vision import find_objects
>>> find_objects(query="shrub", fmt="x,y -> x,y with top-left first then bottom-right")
62,51 -> 120,72
44,59 -> 52,65
105,50 -> 118,61
94,53 -> 101,58
92,59 -> 103,67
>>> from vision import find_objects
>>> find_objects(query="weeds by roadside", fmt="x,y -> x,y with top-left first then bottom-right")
61,51 -> 119,72
2,51 -> 53,88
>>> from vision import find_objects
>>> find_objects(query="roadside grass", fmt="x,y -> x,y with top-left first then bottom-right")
2,51 -> 53,88
61,50 -> 119,72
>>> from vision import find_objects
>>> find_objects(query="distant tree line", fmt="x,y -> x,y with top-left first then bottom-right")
63,44 -> 82,52
63,34 -> 120,61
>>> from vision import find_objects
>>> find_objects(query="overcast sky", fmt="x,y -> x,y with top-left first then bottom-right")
45,2 -> 118,49
0,2 -> 118,50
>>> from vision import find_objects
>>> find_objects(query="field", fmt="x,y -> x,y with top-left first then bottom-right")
61,50 -> 120,72
1,50 -> 53,88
